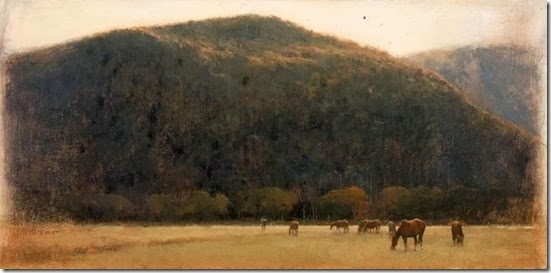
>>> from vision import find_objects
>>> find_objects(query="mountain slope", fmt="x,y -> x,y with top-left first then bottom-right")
407,45 -> 543,135
5,15 -> 538,219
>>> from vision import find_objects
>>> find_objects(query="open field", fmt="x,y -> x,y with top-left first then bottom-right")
0,223 -> 546,269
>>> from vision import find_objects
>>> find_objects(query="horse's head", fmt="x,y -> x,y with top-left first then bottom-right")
457,235 -> 464,245
390,235 -> 399,250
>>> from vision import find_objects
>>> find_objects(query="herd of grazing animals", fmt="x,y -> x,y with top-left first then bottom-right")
259,218 -> 465,251
357,219 -> 381,233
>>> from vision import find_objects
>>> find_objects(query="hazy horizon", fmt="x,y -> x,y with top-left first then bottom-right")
1,0 -> 546,57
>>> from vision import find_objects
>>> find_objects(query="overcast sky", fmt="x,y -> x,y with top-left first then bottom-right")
0,0 -> 546,57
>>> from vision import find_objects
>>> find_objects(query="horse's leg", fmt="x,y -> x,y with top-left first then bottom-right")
402,236 -> 408,251
413,236 -> 418,251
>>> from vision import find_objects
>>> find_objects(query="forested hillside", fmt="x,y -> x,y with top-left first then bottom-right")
407,45 -> 543,135
5,16 -> 539,223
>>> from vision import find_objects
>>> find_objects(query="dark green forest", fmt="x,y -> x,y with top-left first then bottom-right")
4,16 -> 540,224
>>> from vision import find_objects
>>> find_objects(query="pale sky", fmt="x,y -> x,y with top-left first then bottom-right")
0,0 -> 546,57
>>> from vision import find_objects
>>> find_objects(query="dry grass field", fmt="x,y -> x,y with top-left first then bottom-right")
0,223 -> 546,269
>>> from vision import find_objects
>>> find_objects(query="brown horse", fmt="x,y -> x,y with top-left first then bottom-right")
373,219 -> 382,232
330,220 -> 349,233
451,220 -> 464,246
391,218 -> 426,251
361,219 -> 381,233
289,220 -> 299,236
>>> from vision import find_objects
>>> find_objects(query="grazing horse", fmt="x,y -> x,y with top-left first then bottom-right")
289,221 -> 299,236
330,220 -> 349,233
373,219 -> 382,231
361,219 -> 381,233
451,221 -> 464,246
391,218 -> 426,251
388,221 -> 396,238
260,218 -> 267,230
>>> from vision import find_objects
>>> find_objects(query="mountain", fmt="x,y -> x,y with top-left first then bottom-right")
4,15 -> 539,220
407,45 -> 543,135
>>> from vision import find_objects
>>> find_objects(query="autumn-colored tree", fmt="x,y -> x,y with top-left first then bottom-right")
213,193 -> 231,218
315,186 -> 369,220
378,186 -> 444,221
243,187 -> 298,219
398,186 -> 444,221
184,191 -> 231,221
147,194 -> 181,221
378,186 -> 409,219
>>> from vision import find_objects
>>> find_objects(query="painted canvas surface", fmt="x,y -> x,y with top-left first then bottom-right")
0,0 -> 547,269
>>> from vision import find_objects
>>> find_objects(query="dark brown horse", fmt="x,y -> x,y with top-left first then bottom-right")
289,220 -> 299,236
361,219 -> 381,233
372,219 -> 382,232
451,220 -> 464,246
391,218 -> 426,251
330,220 -> 349,233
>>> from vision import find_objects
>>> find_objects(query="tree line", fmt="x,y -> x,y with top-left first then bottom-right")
48,185 -> 533,224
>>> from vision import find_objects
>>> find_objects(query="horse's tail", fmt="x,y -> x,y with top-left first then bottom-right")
418,222 -> 426,245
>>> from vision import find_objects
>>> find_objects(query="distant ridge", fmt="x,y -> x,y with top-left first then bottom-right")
407,45 -> 543,135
